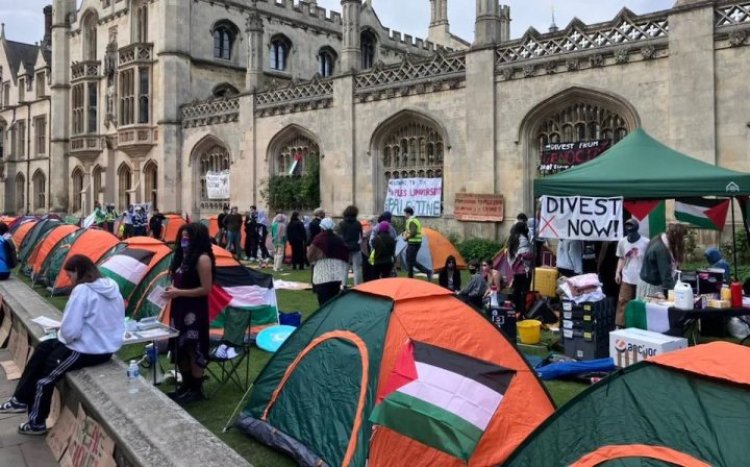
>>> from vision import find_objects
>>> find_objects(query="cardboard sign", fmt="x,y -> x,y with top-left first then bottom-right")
538,140 -> 612,176
0,310 -> 11,348
47,405 -> 77,461
384,178 -> 442,218
454,194 -> 504,222
539,196 -> 623,241
60,405 -> 116,467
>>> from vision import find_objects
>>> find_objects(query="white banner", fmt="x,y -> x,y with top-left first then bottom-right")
206,170 -> 230,200
539,196 -> 623,241
384,178 -> 442,218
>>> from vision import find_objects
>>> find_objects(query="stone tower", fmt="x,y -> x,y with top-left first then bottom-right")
340,0 -> 362,73
474,0 -> 511,47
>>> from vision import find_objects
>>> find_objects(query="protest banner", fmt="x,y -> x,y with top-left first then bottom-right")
454,194 -> 504,222
384,178 -> 442,218
539,195 -> 623,241
538,140 -> 612,176
206,170 -> 230,200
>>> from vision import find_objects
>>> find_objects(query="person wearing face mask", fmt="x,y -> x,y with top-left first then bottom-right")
163,223 -> 216,404
615,218 -> 650,327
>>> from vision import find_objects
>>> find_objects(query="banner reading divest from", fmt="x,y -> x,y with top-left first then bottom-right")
206,170 -> 230,200
384,178 -> 442,218
539,195 -> 623,241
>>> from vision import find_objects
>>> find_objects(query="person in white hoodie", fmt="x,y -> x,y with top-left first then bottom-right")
0,255 -> 124,435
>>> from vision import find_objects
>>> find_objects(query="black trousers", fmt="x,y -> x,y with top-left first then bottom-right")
290,241 -> 306,269
373,262 -> 394,280
14,339 -> 111,426
512,272 -> 531,314
245,235 -> 259,258
315,281 -> 341,306
258,235 -> 270,260
406,243 -> 429,278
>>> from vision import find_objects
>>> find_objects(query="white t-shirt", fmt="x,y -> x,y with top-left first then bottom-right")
617,236 -> 650,285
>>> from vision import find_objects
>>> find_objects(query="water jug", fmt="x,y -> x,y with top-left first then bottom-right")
674,271 -> 694,310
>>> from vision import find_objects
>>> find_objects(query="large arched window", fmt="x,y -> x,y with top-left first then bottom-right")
213,22 -> 236,60
117,163 -> 132,211
197,143 -> 230,210
15,173 -> 25,213
71,167 -> 84,213
274,134 -> 320,176
318,48 -> 336,77
92,165 -> 103,205
143,160 -> 158,210
374,112 -> 446,213
361,30 -> 377,70
212,83 -> 239,98
535,102 -> 631,152
32,170 -> 46,211
270,35 -> 291,71
81,11 -> 98,61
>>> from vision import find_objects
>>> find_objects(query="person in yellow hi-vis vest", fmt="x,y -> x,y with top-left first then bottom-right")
402,207 -> 433,281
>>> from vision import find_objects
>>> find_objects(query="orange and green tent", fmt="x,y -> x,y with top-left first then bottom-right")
18,220 -> 63,273
395,227 -> 466,272
48,229 -> 120,295
160,214 -> 187,244
238,279 -> 554,466
26,224 -> 79,278
505,341 -> 750,467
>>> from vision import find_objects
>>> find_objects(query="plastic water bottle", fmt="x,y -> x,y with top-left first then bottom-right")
127,360 -> 140,394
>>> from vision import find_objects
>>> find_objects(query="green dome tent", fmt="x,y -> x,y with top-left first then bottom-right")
505,341 -> 750,467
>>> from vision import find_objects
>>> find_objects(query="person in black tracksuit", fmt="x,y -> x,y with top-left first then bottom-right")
244,207 -> 259,260
287,212 -> 307,270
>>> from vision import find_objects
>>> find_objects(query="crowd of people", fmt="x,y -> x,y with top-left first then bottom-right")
90,201 -> 167,239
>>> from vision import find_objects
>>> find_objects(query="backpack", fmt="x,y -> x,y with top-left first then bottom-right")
2,238 -> 18,269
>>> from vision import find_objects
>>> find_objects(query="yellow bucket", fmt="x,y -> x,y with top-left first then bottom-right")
517,320 -> 542,345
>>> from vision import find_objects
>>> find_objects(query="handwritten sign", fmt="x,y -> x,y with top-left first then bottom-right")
538,140 -> 612,176
384,178 -> 442,218
206,170 -> 230,200
454,194 -> 504,222
539,196 -> 623,241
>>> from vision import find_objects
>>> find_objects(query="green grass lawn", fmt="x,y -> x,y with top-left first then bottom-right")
17,267 -> 588,466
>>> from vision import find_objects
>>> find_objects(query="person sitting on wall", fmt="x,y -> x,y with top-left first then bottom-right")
0,255 -> 124,435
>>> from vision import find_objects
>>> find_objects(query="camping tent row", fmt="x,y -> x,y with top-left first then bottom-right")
11,222 -> 279,329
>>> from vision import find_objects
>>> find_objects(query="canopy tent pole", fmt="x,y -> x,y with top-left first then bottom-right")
732,197 -> 738,281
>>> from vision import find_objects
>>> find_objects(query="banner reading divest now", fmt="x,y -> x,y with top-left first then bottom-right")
384,178 -> 442,218
539,195 -> 623,241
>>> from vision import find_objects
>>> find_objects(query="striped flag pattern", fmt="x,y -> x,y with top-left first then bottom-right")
674,198 -> 730,231
99,248 -> 154,301
209,266 -> 278,326
624,200 -> 667,239
370,341 -> 515,460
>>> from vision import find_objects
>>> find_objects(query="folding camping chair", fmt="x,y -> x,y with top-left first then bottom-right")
205,308 -> 252,397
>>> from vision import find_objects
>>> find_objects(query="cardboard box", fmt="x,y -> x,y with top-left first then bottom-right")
609,328 -> 688,368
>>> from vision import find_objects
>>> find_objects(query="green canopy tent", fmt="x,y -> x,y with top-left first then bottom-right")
534,128 -> 750,199
533,129 -> 750,275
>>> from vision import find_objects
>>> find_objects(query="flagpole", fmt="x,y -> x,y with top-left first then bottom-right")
731,196 -> 738,280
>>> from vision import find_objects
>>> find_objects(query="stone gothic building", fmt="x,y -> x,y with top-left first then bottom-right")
1,0 -> 749,240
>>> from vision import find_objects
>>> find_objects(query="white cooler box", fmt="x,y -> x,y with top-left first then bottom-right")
609,328 -> 688,368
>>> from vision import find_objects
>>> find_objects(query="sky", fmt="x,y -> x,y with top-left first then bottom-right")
3,0 -> 674,45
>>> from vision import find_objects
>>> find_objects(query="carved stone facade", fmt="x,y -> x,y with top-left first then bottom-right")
3,1 -> 750,243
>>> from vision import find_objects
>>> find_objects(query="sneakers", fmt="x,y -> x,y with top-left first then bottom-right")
0,398 -> 27,414
174,388 -> 205,406
18,422 -> 47,436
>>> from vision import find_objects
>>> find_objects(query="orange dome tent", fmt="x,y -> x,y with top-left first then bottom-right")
239,279 -> 554,466
27,224 -> 80,279
395,227 -> 466,272
160,214 -> 187,243
11,220 -> 39,250
50,229 -> 120,295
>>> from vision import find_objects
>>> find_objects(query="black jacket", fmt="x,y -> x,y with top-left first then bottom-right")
338,217 -> 363,252
439,268 -> 462,292
372,232 -> 396,265
308,218 -> 322,243
287,220 -> 307,244
149,213 -> 165,232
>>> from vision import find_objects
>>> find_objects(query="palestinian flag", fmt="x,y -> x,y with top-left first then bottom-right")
674,198 -> 730,231
99,248 -> 155,300
370,341 -> 515,461
624,200 -> 666,238
209,266 -> 278,327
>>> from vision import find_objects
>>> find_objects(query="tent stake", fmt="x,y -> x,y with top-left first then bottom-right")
222,382 -> 254,433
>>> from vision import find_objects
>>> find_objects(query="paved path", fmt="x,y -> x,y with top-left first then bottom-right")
0,349 -> 57,467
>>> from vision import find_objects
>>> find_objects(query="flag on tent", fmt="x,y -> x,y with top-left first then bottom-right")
99,248 -> 155,300
624,200 -> 666,238
674,198 -> 730,231
208,266 -> 278,326
370,340 -> 515,461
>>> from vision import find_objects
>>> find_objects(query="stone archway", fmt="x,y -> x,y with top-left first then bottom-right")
143,160 -> 158,210
519,87 -> 641,210
117,163 -> 132,211
267,124 -> 321,177
189,135 -> 231,217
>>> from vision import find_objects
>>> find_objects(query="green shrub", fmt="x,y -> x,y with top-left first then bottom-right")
260,156 -> 320,211
458,238 -> 502,263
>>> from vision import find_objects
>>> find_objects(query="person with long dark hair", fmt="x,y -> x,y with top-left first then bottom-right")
163,223 -> 215,404
371,221 -> 396,279
287,211 -> 307,271
438,255 -> 461,292
637,223 -> 688,299
0,255 -> 124,435
507,221 -> 534,315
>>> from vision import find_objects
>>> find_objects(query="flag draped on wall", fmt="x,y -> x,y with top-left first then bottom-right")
674,198 -> 730,231
623,200 -> 666,238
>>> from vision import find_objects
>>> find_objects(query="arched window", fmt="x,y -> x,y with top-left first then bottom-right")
198,143 -> 230,210
82,11 -> 98,61
318,48 -> 336,77
212,83 -> 239,98
376,114 -> 445,212
213,24 -> 234,60
535,102 -> 631,153
15,173 -> 25,214
274,135 -> 320,176
71,167 -> 84,213
92,165 -> 103,205
361,30 -> 377,70
32,170 -> 46,211
143,161 -> 158,210
117,163 -> 132,211
270,36 -> 291,71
